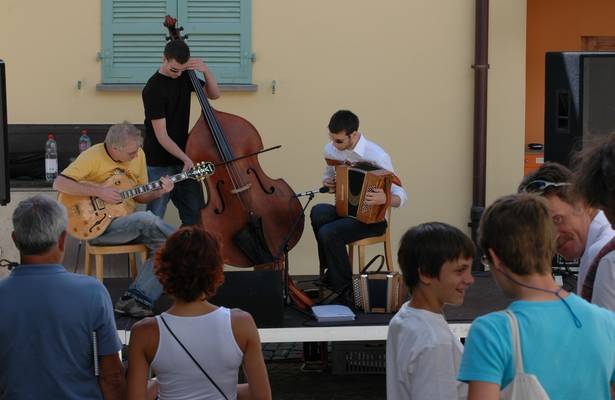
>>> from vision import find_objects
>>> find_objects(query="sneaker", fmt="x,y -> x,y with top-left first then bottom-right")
114,296 -> 154,318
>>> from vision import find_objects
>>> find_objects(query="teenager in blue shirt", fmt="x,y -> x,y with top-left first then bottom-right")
459,194 -> 615,400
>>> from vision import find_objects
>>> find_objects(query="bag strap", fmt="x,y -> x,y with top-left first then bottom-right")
505,310 -> 525,375
359,254 -> 385,274
159,315 -> 229,400
581,236 -> 615,301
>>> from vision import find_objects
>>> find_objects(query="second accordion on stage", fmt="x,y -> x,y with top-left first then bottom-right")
335,163 -> 392,224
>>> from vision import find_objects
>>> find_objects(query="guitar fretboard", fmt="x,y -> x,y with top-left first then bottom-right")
120,172 -> 187,200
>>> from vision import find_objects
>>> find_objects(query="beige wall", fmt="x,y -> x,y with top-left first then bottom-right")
0,0 -> 526,275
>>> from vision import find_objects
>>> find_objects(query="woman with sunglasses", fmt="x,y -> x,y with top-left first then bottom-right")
127,226 -> 271,400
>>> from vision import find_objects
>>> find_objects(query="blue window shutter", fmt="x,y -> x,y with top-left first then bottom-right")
101,0 -> 177,84
177,0 -> 252,84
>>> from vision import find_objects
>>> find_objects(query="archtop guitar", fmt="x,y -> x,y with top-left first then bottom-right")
58,162 -> 214,240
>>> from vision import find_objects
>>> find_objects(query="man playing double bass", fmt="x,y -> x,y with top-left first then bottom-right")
143,39 -> 221,226
311,110 -> 407,303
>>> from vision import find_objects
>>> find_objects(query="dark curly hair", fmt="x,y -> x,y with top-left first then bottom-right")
164,39 -> 190,64
328,110 -> 359,136
154,226 -> 224,302
574,132 -> 615,213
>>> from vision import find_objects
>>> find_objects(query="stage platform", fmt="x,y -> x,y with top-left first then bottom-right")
108,271 -> 510,345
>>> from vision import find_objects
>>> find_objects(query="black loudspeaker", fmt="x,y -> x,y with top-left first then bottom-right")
211,270 -> 283,328
154,270 -> 284,328
0,61 -> 9,205
545,52 -> 615,166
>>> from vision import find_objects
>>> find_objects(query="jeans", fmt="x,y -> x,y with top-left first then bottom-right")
310,203 -> 387,293
146,165 -> 205,226
89,210 -> 175,307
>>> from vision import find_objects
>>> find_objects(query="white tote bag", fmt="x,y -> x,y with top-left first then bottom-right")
500,310 -> 550,400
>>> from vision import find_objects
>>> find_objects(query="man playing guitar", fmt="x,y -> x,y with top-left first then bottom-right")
54,122 -> 176,318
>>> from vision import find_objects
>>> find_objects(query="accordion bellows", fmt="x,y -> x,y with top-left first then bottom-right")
352,272 -> 407,313
335,164 -> 392,224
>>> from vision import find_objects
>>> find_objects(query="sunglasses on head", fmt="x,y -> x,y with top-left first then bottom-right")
520,179 -> 571,194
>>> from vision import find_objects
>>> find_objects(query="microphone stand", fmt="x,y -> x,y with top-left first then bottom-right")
275,191 -> 317,306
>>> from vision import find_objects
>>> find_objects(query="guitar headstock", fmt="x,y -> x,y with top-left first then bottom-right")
188,162 -> 215,181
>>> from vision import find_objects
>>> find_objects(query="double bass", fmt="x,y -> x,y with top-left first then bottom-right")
163,17 -> 305,272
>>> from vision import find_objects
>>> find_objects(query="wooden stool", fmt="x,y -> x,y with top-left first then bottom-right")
347,208 -> 393,273
84,242 -> 148,282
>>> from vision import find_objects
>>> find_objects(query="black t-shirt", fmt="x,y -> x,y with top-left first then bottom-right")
142,71 -> 196,166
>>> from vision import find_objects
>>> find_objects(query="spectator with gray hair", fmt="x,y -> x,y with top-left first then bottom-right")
0,195 -> 124,399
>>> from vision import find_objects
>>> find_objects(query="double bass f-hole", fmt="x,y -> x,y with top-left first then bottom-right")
247,167 -> 275,194
214,180 -> 226,214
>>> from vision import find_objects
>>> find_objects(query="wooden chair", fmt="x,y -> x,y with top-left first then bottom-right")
347,208 -> 394,273
84,242 -> 148,282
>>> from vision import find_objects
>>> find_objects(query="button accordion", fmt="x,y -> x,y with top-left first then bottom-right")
335,163 -> 392,224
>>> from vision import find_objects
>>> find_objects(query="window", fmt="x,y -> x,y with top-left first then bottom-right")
101,0 -> 252,85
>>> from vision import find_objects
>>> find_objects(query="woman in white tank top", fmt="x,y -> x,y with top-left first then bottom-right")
127,227 -> 272,400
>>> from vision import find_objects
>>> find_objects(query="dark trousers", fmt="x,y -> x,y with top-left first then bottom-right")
146,165 -> 205,226
310,203 -> 387,293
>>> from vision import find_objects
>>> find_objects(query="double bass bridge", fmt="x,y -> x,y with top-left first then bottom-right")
231,183 -> 252,194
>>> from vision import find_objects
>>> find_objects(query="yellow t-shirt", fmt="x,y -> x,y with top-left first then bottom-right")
60,143 -> 148,208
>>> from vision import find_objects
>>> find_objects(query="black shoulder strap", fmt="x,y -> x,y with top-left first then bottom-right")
581,236 -> 615,302
359,254 -> 385,274
159,315 -> 229,400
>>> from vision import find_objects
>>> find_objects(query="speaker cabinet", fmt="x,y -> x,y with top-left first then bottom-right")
211,270 -> 283,328
0,61 -> 9,206
545,52 -> 615,166
154,270 -> 284,328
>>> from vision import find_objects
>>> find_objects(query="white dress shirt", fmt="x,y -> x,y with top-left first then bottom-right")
578,211 -> 615,311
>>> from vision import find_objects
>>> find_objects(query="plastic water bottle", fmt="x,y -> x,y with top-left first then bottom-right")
45,133 -> 58,182
79,129 -> 92,153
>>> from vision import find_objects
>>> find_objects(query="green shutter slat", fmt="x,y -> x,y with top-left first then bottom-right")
102,0 -> 176,83
187,0 -> 241,23
178,0 -> 251,83
102,0 -> 251,84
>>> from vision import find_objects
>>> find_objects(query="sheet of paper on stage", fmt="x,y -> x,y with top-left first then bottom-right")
311,305 -> 356,322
